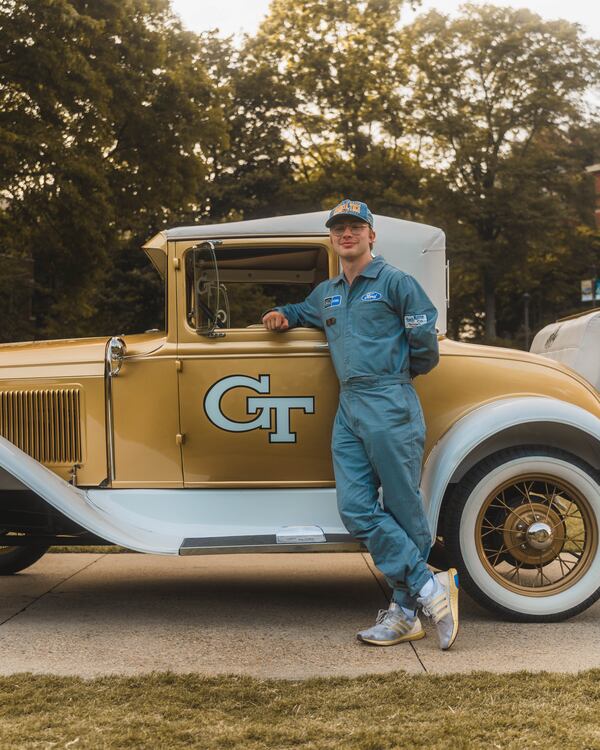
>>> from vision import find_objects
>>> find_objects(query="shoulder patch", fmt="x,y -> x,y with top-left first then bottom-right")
324,294 -> 342,309
361,291 -> 382,302
404,314 -> 428,328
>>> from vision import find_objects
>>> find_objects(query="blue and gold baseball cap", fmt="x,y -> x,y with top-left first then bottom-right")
325,199 -> 374,228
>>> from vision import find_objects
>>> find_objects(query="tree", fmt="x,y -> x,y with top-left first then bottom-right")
495,122 -> 600,344
249,0 -> 408,157
0,0 -> 226,340
246,0 -> 426,214
198,32 -> 297,222
401,4 -> 600,342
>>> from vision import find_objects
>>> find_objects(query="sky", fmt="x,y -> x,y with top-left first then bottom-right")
171,0 -> 600,39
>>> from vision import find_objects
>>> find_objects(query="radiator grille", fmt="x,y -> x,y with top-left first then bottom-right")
0,388 -> 83,464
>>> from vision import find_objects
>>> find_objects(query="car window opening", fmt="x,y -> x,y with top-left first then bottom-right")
185,244 -> 329,330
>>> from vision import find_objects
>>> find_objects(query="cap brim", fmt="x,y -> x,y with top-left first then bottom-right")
325,213 -> 371,228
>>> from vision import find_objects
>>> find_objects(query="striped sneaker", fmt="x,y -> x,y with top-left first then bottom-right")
417,568 -> 459,650
357,602 -> 425,646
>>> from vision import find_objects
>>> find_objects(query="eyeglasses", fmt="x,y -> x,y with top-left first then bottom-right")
330,223 -> 370,236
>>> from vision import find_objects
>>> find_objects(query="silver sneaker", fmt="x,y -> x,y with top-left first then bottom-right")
357,602 -> 425,646
417,568 -> 459,650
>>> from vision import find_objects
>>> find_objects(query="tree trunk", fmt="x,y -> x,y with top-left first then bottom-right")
483,270 -> 497,342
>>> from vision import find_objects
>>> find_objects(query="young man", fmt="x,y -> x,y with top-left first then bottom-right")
262,200 -> 459,650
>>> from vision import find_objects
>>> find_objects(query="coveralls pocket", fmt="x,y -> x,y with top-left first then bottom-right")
405,385 -> 426,433
323,306 -> 344,342
403,385 -> 425,487
355,299 -> 389,338
379,383 -> 411,429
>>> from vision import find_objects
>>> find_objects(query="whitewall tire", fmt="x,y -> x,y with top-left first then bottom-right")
444,446 -> 600,621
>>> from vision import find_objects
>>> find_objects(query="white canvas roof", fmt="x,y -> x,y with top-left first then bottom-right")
163,211 -> 448,333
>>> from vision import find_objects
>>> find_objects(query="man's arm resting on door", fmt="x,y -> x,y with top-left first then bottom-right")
262,284 -> 324,331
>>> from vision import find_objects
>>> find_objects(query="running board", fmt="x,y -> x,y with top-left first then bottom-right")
180,532 -> 361,555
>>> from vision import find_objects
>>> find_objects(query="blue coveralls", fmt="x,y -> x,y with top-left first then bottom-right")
276,254 -> 440,608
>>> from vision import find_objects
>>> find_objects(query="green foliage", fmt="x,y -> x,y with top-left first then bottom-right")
249,0 -> 408,158
200,32 -> 298,222
401,4 -> 600,341
246,0 -> 425,220
0,0 -> 226,340
0,0 -> 598,347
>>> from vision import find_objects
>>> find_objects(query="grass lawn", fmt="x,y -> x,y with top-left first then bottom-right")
1,670 -> 600,749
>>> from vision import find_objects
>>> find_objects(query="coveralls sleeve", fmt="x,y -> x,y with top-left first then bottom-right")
393,273 -> 440,378
267,283 -> 324,330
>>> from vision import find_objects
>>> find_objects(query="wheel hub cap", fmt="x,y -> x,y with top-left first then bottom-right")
502,501 -> 565,565
526,521 -> 553,550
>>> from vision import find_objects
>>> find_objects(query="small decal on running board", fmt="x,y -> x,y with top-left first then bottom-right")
276,526 -> 326,544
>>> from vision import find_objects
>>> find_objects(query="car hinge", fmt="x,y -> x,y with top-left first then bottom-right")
69,463 -> 81,486
173,257 -> 180,270
175,359 -> 183,372
175,433 -> 185,446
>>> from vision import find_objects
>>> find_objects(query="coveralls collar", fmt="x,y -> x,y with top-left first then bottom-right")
332,254 -> 385,286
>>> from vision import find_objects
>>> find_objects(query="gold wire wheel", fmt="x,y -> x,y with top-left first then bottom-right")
475,473 -> 598,596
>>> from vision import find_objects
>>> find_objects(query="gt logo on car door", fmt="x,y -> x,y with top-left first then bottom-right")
203,375 -> 315,443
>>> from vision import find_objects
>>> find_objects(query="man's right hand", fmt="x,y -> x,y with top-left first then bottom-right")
262,311 -> 290,331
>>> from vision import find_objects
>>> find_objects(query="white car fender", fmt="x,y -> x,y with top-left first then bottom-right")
0,436 -> 350,555
421,396 -> 600,535
0,435 -> 181,554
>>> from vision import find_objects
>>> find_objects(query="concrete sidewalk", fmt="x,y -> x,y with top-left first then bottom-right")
1,552 -> 598,678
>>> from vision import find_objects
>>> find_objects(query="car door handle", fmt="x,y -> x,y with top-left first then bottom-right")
314,343 -> 329,350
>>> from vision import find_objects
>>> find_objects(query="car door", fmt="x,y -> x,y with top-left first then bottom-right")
175,237 -> 340,487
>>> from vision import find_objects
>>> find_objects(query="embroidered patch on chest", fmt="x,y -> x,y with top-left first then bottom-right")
324,295 -> 342,309
361,291 -> 382,301
404,314 -> 428,328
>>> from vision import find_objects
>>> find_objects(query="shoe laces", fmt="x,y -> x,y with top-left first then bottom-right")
375,608 -> 392,625
374,607 -> 413,636
421,593 -> 449,624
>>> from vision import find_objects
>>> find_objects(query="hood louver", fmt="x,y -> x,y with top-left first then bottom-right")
0,388 -> 83,465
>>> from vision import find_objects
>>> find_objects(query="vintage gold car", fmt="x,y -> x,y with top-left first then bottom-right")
1,212 -> 599,623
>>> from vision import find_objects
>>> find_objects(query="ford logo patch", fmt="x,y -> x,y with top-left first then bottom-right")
361,291 -> 382,301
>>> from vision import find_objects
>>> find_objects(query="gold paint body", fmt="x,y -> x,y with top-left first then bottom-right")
0,233 -> 597,489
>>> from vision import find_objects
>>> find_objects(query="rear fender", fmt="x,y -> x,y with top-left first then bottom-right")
421,397 -> 600,536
